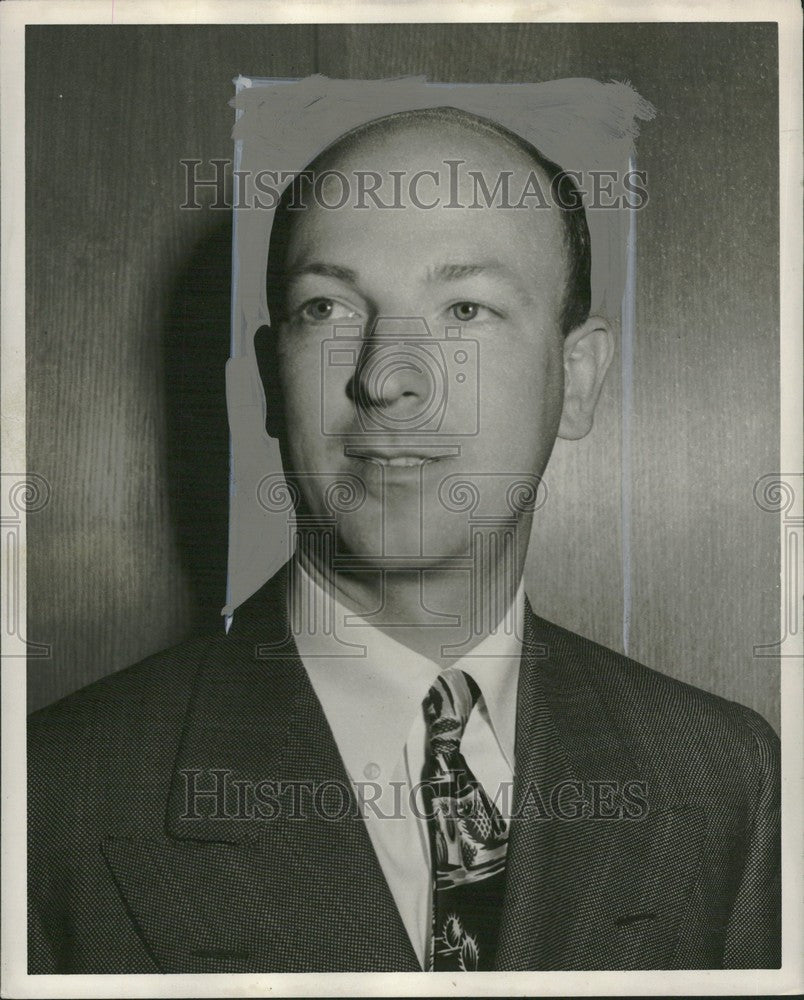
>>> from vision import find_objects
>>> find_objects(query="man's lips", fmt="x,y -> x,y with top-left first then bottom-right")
343,444 -> 461,467
355,455 -> 434,468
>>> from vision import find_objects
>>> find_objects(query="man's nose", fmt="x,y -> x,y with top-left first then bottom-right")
347,317 -> 440,425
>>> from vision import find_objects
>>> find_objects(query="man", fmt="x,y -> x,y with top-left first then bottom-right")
28,106 -> 780,973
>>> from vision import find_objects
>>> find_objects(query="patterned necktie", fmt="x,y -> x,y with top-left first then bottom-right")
422,668 -> 509,972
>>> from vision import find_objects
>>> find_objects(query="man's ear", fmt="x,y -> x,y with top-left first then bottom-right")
557,316 -> 614,441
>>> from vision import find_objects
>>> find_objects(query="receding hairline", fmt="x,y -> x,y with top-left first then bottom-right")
302,106 -> 572,268
310,105 -> 555,178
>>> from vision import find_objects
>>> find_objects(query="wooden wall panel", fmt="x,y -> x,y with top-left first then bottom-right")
26,26 -> 317,711
626,25 -> 780,726
26,24 -> 779,731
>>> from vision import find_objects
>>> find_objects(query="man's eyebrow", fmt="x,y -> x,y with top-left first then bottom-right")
282,259 -> 518,288
284,262 -> 359,284
425,262 -> 506,282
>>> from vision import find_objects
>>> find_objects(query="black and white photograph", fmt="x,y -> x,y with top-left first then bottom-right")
1,2 -> 801,996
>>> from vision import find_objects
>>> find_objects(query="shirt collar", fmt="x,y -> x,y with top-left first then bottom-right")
291,560 -> 523,783
456,597 -> 523,770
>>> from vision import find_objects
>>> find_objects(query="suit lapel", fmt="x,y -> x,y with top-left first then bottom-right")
496,605 -> 705,970
103,571 -> 420,972
102,574 -> 705,972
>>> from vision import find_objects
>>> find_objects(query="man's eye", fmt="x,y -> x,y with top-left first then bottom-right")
450,302 -> 481,322
299,298 -> 356,322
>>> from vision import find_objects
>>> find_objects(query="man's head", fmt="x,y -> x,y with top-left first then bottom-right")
257,106 -> 613,567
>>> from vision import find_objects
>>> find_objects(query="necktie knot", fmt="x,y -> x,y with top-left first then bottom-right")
423,668 -> 480,760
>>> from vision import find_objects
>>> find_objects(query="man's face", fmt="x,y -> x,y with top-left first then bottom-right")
272,123 -> 569,568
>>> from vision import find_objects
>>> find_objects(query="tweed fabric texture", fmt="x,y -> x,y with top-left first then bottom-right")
28,565 -> 781,973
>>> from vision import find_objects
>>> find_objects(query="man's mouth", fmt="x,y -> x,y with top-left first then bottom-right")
344,445 -> 459,467
371,455 -> 433,467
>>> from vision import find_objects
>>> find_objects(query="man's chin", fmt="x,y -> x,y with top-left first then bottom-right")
326,524 -> 473,573
335,553 -> 466,573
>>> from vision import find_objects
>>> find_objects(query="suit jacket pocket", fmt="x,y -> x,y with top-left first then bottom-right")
498,803 -> 706,969
102,836 -> 298,973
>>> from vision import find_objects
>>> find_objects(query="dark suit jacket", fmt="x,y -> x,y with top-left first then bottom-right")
28,567 -> 780,973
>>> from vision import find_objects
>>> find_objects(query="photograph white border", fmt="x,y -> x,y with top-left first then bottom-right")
2,2 -> 801,997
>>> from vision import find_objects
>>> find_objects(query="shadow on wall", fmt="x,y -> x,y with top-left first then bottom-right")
163,217 -> 233,630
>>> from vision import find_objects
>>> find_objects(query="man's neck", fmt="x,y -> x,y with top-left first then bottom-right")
294,531 -> 528,668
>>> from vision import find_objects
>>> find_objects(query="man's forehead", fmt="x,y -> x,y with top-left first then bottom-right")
268,106 -> 572,295
314,108 -> 546,179
285,187 -> 566,272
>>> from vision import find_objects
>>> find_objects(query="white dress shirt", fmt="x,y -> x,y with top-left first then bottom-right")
290,562 -> 523,968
